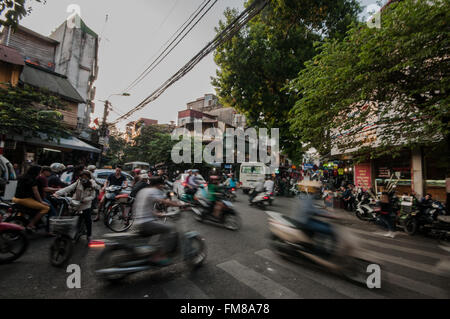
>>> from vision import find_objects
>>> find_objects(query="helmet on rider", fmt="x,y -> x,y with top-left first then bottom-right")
50,163 -> 66,173
87,165 -> 96,172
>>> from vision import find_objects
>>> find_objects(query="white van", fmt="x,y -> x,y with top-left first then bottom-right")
0,155 -> 17,201
239,162 -> 271,194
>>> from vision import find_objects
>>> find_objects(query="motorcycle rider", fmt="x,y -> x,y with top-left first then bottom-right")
48,163 -> 68,189
133,176 -> 186,265
54,171 -> 96,243
36,166 -> 59,234
130,173 -> 150,198
95,165 -> 128,222
207,175 -> 226,220
264,175 -> 275,194
12,165 -> 50,232
186,169 -> 201,195
293,198 -> 338,255
249,176 -> 265,203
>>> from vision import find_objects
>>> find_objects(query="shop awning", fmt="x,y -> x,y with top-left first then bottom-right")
20,64 -> 85,104
11,133 -> 100,153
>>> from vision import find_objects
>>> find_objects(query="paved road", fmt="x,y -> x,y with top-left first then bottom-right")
1,192 -> 449,299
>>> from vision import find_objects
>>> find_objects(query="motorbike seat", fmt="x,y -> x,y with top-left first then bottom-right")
437,216 -> 450,224
12,203 -> 37,214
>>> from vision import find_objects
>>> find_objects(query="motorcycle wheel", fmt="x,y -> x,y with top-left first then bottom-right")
0,230 -> 29,264
223,214 -> 241,231
106,204 -> 133,233
186,235 -> 207,270
95,246 -> 133,282
50,235 -> 74,267
404,218 -> 418,236
355,210 -> 367,221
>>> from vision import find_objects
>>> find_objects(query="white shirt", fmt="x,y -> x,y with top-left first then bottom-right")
133,187 -> 164,225
264,180 -> 274,193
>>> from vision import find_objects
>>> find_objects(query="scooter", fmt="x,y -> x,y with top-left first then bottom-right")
0,204 -> 29,264
266,210 -> 377,285
91,209 -> 207,283
190,194 -> 242,231
249,189 -> 272,208
354,192 -> 377,221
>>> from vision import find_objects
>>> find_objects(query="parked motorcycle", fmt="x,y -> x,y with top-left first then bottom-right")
0,204 -> 29,264
49,196 -> 89,267
401,199 -> 450,239
354,192 -> 378,221
266,210 -> 377,285
91,209 -> 207,282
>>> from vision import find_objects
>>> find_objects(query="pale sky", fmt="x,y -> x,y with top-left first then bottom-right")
19,0 -> 383,131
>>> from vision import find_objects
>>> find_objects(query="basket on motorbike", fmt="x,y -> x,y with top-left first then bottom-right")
49,216 -> 79,239
400,196 -> 413,214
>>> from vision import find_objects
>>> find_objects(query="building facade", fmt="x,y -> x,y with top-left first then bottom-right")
49,16 -> 99,133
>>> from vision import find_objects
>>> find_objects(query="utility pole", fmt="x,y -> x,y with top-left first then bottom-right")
97,100 -> 110,167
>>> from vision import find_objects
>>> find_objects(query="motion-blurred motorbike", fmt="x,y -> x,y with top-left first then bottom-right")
267,209 -> 377,285
91,209 -> 207,282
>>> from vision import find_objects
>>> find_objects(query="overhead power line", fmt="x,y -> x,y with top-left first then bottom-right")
110,0 -> 269,126
122,0 -> 216,93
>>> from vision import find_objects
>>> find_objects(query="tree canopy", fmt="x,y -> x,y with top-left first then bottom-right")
0,0 -> 45,28
0,83 -> 69,140
105,125 -> 177,168
289,0 -> 449,159
212,0 -> 361,163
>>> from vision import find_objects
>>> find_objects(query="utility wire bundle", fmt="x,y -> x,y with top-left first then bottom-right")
122,0 -> 218,94
110,0 -> 269,126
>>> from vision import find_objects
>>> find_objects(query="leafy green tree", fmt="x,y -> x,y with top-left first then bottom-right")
123,125 -> 177,166
0,0 -> 45,28
212,0 -> 361,163
289,0 -> 449,159
0,83 -> 69,140
104,132 -> 127,167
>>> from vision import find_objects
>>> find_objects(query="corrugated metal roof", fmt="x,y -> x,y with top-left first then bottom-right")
11,133 -> 100,153
20,64 -> 85,103
0,44 -> 24,66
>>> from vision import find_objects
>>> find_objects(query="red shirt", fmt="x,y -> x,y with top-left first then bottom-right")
36,175 -> 49,199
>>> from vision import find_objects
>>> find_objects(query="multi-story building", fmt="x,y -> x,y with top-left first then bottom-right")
49,15 -> 99,133
0,16 -> 99,135
125,118 -> 159,143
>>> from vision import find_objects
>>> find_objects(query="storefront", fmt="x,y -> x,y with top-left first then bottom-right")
373,151 -> 412,195
3,133 -> 100,174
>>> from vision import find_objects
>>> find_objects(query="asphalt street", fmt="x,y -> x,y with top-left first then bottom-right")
1,192 -> 449,299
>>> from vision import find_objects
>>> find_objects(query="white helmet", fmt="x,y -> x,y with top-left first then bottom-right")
50,163 -> 66,173
140,170 -> 148,175
87,165 -> 96,172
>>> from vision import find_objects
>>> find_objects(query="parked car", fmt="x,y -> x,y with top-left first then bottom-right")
173,173 -> 207,198
0,155 -> 17,201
